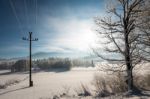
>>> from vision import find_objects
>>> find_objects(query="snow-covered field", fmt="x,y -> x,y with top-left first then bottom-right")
0,68 -> 100,99
0,66 -> 150,99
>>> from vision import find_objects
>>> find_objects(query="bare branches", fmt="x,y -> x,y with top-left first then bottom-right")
135,0 -> 150,62
94,0 -> 146,91
92,48 -> 124,62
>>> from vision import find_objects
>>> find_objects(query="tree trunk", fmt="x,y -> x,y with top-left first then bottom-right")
127,67 -> 133,92
124,29 -> 133,92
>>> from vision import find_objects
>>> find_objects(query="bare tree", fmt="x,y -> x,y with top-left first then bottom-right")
136,0 -> 150,62
94,0 -> 144,93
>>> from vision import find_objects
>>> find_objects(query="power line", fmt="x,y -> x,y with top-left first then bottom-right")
9,0 -> 38,32
35,0 -> 37,26
24,0 -> 37,31
24,0 -> 30,31
9,0 -> 24,34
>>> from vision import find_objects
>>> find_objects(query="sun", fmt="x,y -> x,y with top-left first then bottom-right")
77,31 -> 97,51
63,29 -> 98,53
46,18 -> 98,53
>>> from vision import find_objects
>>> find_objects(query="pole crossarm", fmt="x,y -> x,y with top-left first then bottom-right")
22,32 -> 38,41
22,37 -> 38,41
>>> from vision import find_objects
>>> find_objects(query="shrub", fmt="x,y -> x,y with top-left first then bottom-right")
144,74 -> 150,88
0,84 -> 6,89
11,60 -> 29,72
108,73 -> 127,93
0,79 -> 20,89
92,72 -> 127,97
75,84 -> 92,97
92,74 -> 111,97
0,62 -> 14,70
134,74 -> 150,90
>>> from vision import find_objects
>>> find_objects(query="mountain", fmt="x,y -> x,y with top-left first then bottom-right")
0,58 -> 7,61
32,52 -> 68,59
0,51 -> 98,62
31,51 -> 92,59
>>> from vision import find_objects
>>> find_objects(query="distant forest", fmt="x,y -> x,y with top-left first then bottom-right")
0,58 -> 94,72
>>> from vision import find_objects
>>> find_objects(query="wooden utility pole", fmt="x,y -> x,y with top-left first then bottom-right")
23,32 -> 38,87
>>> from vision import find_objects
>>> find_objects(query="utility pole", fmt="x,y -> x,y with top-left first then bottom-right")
22,32 -> 38,87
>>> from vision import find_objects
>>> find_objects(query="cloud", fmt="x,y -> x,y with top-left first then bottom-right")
40,16 -> 98,52
34,4 -> 105,55
33,45 -> 74,53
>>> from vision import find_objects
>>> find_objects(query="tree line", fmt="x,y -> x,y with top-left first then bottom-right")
0,58 -> 94,72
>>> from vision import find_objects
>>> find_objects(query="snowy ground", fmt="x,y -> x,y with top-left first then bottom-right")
0,66 -> 150,99
0,68 -> 100,99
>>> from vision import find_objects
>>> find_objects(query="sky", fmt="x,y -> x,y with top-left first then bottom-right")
0,0 -> 106,58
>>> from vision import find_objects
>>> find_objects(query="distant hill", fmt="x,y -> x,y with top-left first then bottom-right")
0,52 -> 71,62
0,51 -> 101,62
32,52 -> 68,59
0,58 -> 7,61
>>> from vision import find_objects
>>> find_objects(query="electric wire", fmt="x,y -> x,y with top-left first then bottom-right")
9,0 -> 24,34
24,0 -> 30,31
35,0 -> 37,26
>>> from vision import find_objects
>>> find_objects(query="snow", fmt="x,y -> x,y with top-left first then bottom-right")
0,65 -> 149,99
0,68 -> 99,99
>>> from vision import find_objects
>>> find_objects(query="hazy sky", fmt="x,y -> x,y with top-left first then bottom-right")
0,0 -> 106,58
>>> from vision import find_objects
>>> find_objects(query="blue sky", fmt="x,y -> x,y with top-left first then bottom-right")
0,0 -> 106,58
